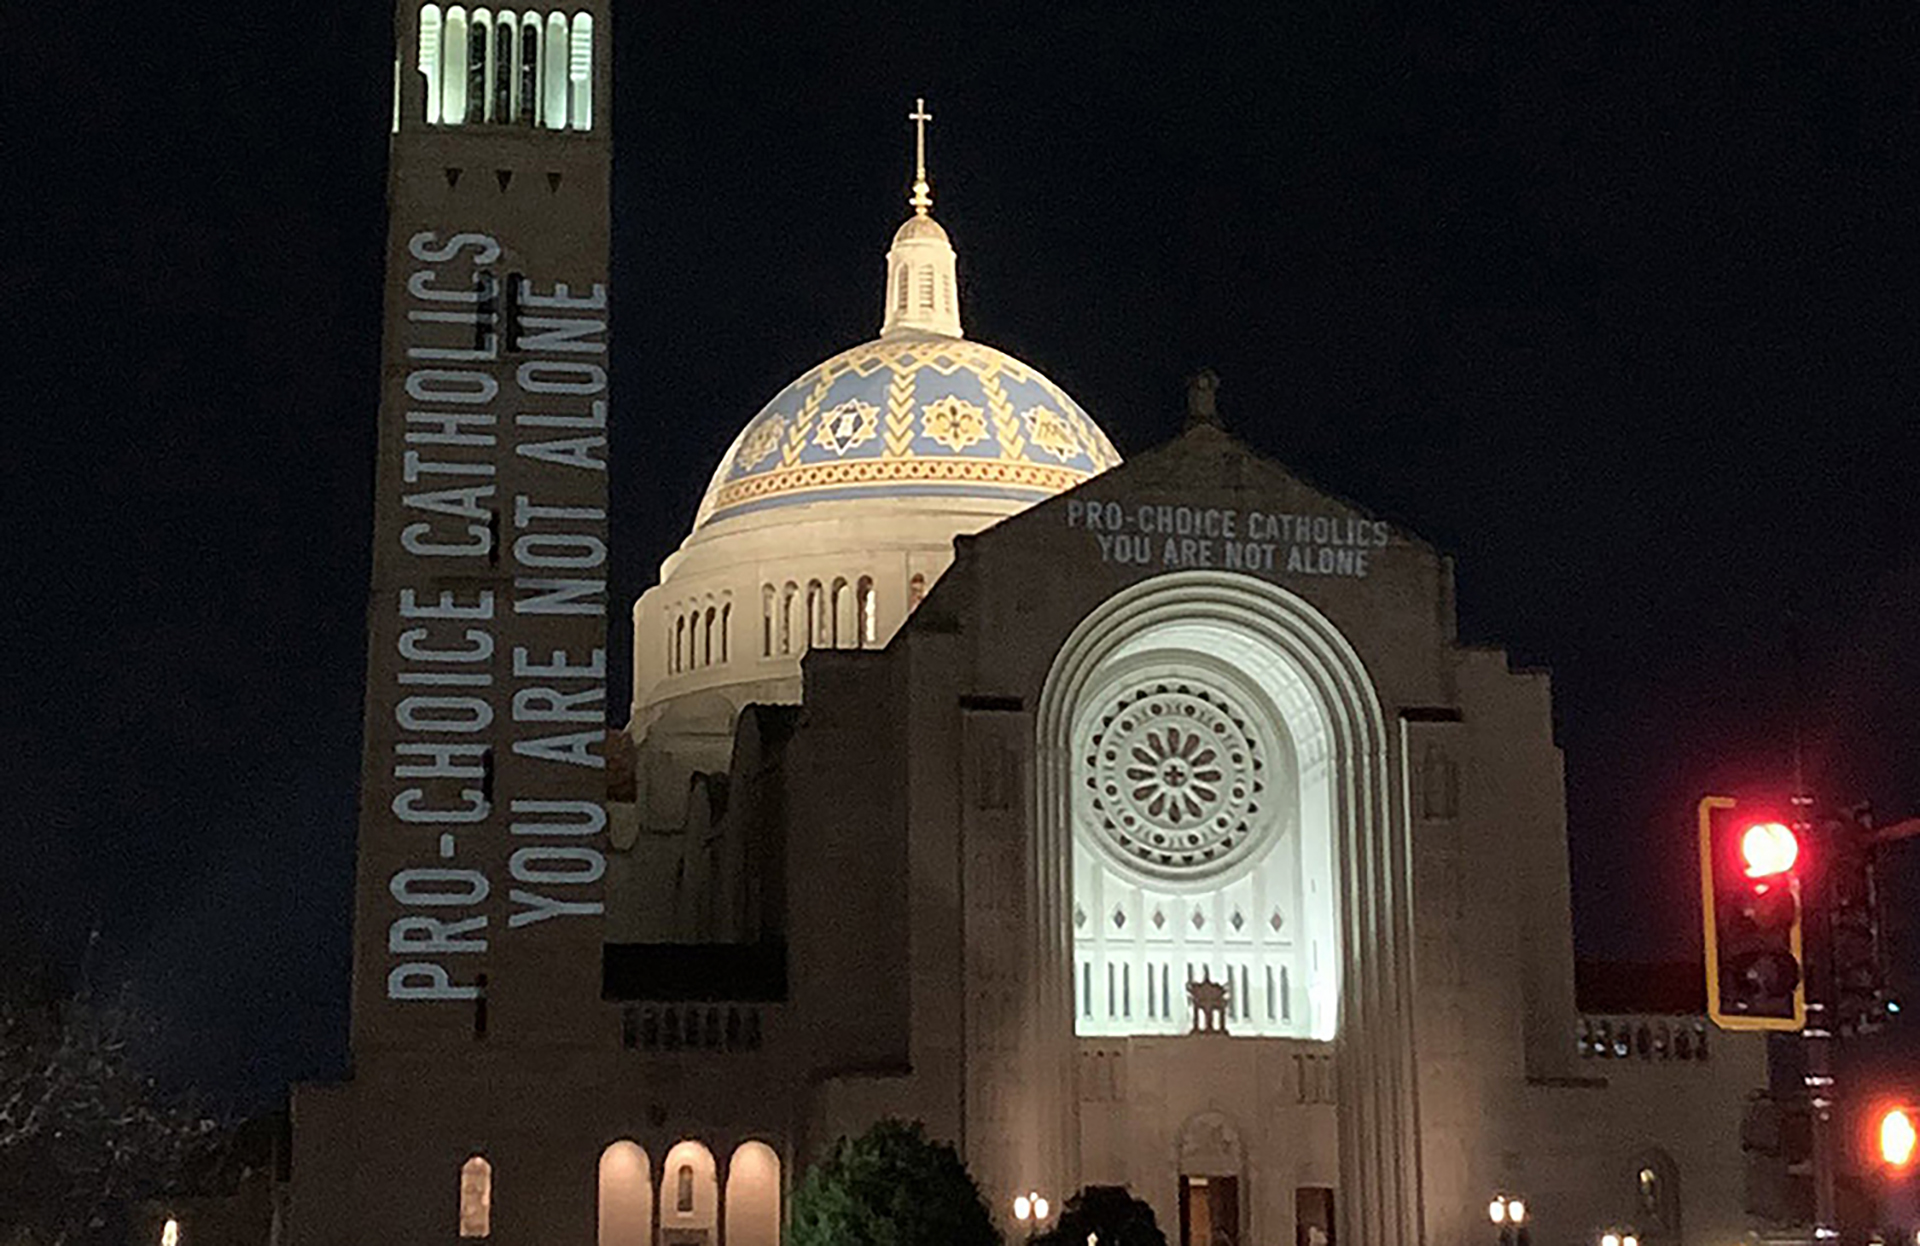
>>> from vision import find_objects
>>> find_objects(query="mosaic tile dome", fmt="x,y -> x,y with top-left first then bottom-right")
693,333 -> 1123,530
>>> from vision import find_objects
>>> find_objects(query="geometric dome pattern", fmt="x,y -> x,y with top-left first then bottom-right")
695,334 -> 1123,529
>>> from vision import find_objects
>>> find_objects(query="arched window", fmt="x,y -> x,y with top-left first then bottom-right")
418,5 -> 444,124
458,1155 -> 492,1237
806,581 -> 825,650
725,1142 -> 781,1246
597,1141 -> 652,1246
568,13 -> 594,131
542,12 -> 569,129
442,7 -> 470,124
465,9 -> 489,124
894,265 -> 909,313
781,582 -> 798,655
908,572 -> 926,612
829,578 -> 848,649
676,1165 -> 694,1212
857,576 -> 876,647
673,615 -> 686,674
720,602 -> 731,663
518,14 -> 540,125
761,585 -> 775,657
703,606 -> 716,667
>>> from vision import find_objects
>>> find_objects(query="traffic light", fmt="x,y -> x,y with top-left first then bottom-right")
1827,809 -> 1891,1036
1879,1106 -> 1917,1170
1700,795 -> 1806,1031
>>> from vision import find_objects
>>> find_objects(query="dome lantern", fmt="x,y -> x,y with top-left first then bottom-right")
881,97 -> 963,339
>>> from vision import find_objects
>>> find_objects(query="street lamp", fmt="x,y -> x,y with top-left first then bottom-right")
1600,1229 -> 1639,1246
1014,1191 -> 1051,1229
1489,1195 -> 1528,1245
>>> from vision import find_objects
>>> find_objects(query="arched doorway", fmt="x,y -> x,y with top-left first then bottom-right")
1175,1112 -> 1243,1246
725,1141 -> 781,1246
598,1141 -> 652,1246
660,1140 -> 719,1246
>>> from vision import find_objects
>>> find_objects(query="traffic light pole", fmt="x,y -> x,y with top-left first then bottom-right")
1799,793 -> 1839,1242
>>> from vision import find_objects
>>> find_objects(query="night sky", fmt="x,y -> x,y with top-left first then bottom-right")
6,3 -> 1917,1107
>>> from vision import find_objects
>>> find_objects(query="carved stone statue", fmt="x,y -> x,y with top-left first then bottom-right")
1187,971 -> 1231,1035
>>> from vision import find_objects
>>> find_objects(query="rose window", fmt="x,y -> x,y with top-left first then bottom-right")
1084,680 -> 1268,879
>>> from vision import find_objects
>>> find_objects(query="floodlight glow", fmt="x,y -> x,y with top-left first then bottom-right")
1014,1196 -> 1031,1221
1489,1200 -> 1507,1225
1508,1200 -> 1526,1225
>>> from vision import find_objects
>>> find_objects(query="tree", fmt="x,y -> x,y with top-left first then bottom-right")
1034,1186 -> 1168,1246
0,979 -> 230,1246
788,1119 -> 999,1246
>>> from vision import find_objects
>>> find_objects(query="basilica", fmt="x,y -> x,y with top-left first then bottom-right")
289,9 -> 1770,1244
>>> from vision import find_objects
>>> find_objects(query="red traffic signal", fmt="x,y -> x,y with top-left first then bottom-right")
1700,796 -> 1806,1032
1880,1107 -> 1917,1170
1740,820 -> 1799,879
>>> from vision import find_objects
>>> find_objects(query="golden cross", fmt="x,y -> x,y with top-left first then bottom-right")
908,97 -> 933,214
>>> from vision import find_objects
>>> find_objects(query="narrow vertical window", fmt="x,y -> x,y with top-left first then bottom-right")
459,1156 -> 492,1238
676,1164 -> 695,1213
857,576 -> 875,647
543,12 -> 569,129
917,266 -> 935,309
806,581 -> 825,649
418,5 -> 444,124
720,602 -> 731,663
761,586 -> 774,657
703,607 -> 716,667
829,578 -> 847,649
894,265 -> 908,313
674,615 -> 685,673
568,13 -> 594,131
442,7 -> 469,124
466,10 -> 489,124
908,572 -> 926,612
518,16 -> 540,125
780,583 -> 797,656
493,13 -> 514,122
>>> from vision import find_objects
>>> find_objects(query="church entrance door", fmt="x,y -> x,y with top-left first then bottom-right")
1178,1175 -> 1238,1246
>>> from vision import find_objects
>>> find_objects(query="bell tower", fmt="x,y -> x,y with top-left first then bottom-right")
354,0 -> 614,1056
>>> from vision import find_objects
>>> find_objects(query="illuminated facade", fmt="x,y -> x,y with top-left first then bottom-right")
291,31 -> 1775,1246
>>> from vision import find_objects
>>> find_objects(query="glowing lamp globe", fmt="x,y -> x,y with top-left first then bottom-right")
1880,1107 -> 1918,1169
1740,821 -> 1799,880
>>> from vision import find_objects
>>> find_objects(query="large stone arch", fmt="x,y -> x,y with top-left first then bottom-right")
1037,571 -> 1420,1246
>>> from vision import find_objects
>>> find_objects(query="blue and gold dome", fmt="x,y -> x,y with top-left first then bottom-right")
692,100 -> 1121,531
694,334 -> 1123,529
